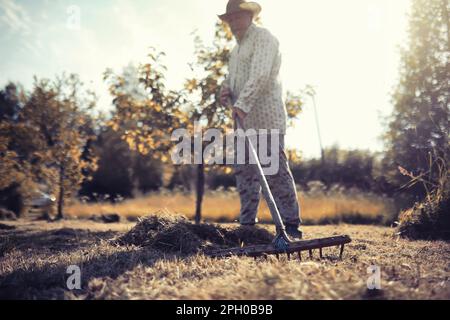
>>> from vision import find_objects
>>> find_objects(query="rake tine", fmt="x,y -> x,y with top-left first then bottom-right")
339,244 -> 345,259
206,235 -> 352,260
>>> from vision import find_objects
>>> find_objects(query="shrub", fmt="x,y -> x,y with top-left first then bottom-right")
397,155 -> 450,240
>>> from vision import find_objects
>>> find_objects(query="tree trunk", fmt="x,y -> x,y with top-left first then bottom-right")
195,163 -> 205,225
56,165 -> 65,220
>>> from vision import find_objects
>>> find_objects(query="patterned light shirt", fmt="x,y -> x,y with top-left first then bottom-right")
223,23 -> 287,134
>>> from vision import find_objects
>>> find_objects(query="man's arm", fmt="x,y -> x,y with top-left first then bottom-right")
234,29 -> 279,114
220,77 -> 247,120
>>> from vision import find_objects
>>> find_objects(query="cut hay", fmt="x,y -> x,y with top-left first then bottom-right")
113,214 -> 274,255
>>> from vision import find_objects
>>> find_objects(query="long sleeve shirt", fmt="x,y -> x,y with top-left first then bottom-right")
222,23 -> 287,134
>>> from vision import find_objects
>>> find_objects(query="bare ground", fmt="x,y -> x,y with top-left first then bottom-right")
0,218 -> 449,300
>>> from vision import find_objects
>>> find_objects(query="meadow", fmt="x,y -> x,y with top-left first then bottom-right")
66,187 -> 397,226
1,216 -> 449,300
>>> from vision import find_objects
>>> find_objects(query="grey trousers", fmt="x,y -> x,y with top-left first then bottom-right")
233,133 -> 301,226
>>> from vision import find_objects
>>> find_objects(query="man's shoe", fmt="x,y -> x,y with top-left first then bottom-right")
285,224 -> 303,240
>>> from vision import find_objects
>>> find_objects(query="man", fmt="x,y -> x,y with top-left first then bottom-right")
218,0 -> 302,239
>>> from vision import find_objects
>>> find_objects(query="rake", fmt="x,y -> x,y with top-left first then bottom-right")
206,104 -> 351,260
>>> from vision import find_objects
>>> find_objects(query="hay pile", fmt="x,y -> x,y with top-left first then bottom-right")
113,214 -> 274,254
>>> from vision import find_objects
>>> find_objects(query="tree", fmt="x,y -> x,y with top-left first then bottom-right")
0,83 -> 40,216
104,54 -> 185,156
79,127 -> 134,200
289,145 -> 380,193
104,51 -> 186,201
382,0 -> 449,205
183,21 -> 234,224
20,74 -> 99,219
79,126 -> 164,200
0,83 -> 24,122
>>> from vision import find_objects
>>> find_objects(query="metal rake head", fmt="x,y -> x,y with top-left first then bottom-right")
205,235 -> 352,260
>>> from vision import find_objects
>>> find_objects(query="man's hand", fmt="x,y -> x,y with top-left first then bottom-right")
220,86 -> 232,107
232,107 -> 247,121
219,85 -> 247,120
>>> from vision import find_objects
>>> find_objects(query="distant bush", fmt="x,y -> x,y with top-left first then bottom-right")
0,182 -> 33,217
397,156 -> 450,240
397,183 -> 450,240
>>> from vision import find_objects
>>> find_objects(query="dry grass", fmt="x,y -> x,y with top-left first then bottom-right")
0,217 -> 449,300
66,189 -> 396,225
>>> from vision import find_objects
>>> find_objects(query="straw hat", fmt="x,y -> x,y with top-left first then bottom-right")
218,0 -> 262,21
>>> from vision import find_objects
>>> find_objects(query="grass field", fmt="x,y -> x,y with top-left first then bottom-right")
1,217 -> 449,300
66,189 -> 397,225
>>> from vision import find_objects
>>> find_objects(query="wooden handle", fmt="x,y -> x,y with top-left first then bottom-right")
227,97 -> 245,130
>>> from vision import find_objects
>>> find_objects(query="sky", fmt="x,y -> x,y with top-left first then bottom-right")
0,0 -> 411,159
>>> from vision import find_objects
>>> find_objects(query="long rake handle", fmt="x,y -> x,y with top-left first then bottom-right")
230,101 -> 290,245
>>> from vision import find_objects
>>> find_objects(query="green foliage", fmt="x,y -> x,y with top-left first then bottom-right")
396,149 -> 449,239
290,146 -> 386,193
0,83 -> 39,215
104,52 -> 185,159
79,127 -> 134,199
382,0 -> 449,204
380,0 -> 450,239
184,21 -> 234,128
398,178 -> 450,239
0,74 -> 99,218
79,127 -> 164,200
